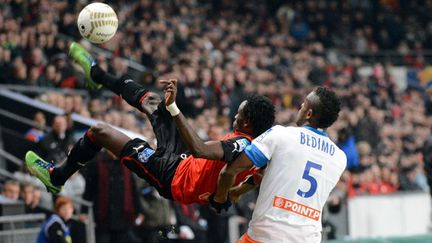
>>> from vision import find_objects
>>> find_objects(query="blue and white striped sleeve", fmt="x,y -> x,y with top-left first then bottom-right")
244,126 -> 278,168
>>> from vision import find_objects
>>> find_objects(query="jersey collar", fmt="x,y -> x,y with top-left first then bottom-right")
303,125 -> 328,137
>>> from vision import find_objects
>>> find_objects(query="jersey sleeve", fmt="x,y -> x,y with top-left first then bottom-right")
244,126 -> 279,168
220,136 -> 251,163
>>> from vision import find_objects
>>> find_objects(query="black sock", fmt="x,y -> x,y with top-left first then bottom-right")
90,65 -> 148,111
51,130 -> 101,186
90,65 -> 116,89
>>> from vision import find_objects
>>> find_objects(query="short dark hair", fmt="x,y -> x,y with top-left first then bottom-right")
313,86 -> 341,129
243,94 -> 275,137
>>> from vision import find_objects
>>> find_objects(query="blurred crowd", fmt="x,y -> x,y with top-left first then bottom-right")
1,0 -> 432,242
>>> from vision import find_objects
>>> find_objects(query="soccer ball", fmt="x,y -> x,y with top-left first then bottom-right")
77,2 -> 118,44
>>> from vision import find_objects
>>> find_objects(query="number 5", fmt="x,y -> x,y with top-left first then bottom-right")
297,161 -> 322,198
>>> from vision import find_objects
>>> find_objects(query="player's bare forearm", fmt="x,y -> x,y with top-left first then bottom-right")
214,152 -> 254,202
173,113 -> 224,159
214,166 -> 237,202
229,182 -> 258,203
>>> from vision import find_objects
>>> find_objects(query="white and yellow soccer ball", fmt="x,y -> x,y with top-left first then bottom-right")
77,2 -> 118,44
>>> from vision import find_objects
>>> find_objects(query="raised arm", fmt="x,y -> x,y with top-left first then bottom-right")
161,79 -> 224,160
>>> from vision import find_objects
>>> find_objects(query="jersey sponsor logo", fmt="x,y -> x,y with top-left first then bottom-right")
272,196 -> 321,221
138,147 -> 155,163
233,138 -> 249,152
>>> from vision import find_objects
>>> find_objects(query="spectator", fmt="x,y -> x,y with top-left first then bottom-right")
20,182 -> 51,228
60,172 -> 85,207
172,202 -> 206,243
38,115 -> 75,164
42,64 -> 58,87
11,57 -> 27,85
338,127 -> 360,170
347,169 -> 367,198
80,151 -> 143,243
26,48 -> 46,71
423,130 -> 432,198
399,163 -> 423,191
378,166 -> 398,194
199,206 -> 230,243
134,179 -> 174,243
53,53 -> 78,88
13,166 -> 54,209
0,47 -> 12,83
20,182 -> 35,212
1,180 -> 20,201
323,186 -> 346,240
30,186 -> 51,215
290,14 -> 310,40
37,196 -> 73,243
354,108 -> 381,150
25,111 -> 46,143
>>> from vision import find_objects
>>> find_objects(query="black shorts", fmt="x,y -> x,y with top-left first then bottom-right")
120,101 -> 189,199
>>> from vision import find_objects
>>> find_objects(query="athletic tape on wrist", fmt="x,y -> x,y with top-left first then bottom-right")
166,102 -> 180,116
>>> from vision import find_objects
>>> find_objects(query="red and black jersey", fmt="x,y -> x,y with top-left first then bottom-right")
170,131 -> 260,204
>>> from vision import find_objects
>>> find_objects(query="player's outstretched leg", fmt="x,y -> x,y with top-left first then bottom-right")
69,42 -> 159,115
69,42 -> 102,90
25,123 -> 131,194
25,128 -> 101,193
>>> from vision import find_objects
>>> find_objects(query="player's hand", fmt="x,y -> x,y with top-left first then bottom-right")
208,193 -> 232,214
160,79 -> 178,106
